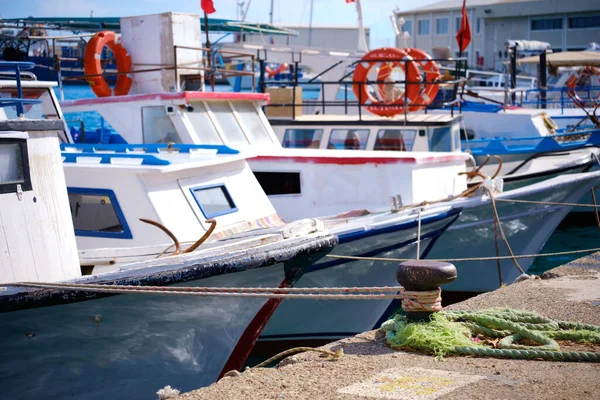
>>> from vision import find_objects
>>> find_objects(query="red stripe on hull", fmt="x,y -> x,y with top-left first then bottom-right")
218,279 -> 289,378
251,154 -> 467,165
61,91 -> 270,107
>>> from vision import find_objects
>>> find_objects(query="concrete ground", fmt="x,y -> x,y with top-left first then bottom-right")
177,254 -> 600,400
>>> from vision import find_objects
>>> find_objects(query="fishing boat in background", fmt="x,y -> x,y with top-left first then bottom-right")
56,13 -> 600,304
0,61 -> 338,400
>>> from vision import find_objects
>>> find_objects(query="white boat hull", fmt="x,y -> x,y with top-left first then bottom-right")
261,208 -> 460,343
429,172 -> 600,293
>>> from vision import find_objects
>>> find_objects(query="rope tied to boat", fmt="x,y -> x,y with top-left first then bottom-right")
381,308 -> 600,362
400,288 -> 442,313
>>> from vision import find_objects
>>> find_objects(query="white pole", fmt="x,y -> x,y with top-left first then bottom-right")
308,0 -> 314,47
355,0 -> 368,52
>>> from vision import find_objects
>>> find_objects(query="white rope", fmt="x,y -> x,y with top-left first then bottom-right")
325,246 -> 600,263
495,198 -> 600,208
7,282 -> 403,300
401,288 -> 442,313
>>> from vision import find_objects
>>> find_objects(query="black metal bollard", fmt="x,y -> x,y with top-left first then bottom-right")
396,260 -> 457,322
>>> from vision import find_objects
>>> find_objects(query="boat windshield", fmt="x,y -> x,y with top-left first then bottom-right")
0,87 -> 60,120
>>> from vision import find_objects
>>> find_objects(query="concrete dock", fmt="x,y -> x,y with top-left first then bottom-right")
178,254 -> 600,400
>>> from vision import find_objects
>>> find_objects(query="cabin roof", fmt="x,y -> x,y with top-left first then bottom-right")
269,113 -> 460,127
61,143 -> 253,173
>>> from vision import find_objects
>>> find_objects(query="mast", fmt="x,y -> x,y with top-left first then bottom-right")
308,0 -> 314,47
355,0 -> 368,52
269,0 -> 274,24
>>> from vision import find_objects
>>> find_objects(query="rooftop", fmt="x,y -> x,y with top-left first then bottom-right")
398,0 -> 541,14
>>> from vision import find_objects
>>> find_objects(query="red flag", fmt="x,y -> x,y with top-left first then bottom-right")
346,0 -> 355,3
201,0 -> 216,14
455,0 -> 471,53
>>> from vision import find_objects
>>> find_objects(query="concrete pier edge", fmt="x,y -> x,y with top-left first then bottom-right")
177,252 -> 600,400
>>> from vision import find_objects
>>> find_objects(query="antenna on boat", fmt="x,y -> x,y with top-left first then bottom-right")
354,0 -> 368,52
269,0 -> 274,24
308,0 -> 314,47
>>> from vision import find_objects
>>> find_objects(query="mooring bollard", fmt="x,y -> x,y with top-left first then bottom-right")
396,260 -> 457,322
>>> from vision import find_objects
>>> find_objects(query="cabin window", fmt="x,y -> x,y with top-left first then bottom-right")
231,101 -> 273,145
328,129 -> 370,150
185,103 -> 223,144
374,129 -> 417,151
428,126 -> 452,152
190,184 -> 238,218
67,188 -> 132,239
0,139 -> 32,194
207,101 -> 249,146
142,106 -> 182,144
282,129 -> 324,148
0,88 -> 57,120
254,171 -> 301,195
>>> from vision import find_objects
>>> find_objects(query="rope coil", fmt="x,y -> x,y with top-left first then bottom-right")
401,288 -> 442,313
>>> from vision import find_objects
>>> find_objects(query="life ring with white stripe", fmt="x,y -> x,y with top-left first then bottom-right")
377,48 -> 440,112
352,47 -> 421,117
84,31 -> 132,97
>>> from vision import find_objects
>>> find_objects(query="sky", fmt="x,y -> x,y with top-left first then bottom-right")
0,0 -> 439,48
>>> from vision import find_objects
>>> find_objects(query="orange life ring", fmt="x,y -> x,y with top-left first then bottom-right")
84,31 -> 132,97
377,48 -> 440,112
266,63 -> 288,78
352,48 -> 421,117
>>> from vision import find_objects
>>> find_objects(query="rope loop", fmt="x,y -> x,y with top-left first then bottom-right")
400,288 -> 442,312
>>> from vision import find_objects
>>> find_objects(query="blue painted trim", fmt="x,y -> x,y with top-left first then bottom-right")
67,187 -> 133,239
260,332 -> 365,340
310,207 -> 462,273
60,143 -> 240,154
189,183 -> 239,219
61,152 -> 171,166
465,130 -> 600,156
338,207 -> 461,245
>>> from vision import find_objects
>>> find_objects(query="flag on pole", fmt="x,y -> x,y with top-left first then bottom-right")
201,0 -> 216,14
455,0 -> 471,53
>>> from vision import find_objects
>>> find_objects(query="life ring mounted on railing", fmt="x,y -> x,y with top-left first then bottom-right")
352,47 -> 421,117
377,48 -> 441,112
84,31 -> 132,97
265,63 -> 288,78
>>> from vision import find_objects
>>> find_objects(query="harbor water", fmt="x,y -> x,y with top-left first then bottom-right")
56,85 -> 600,277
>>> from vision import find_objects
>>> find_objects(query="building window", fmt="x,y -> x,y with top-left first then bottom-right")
498,50 -> 502,58
476,18 -> 481,33
530,18 -> 563,31
328,129 -> 370,150
190,184 -> 238,218
456,17 -> 461,33
436,18 -> 448,35
282,129 -> 324,148
374,129 -> 417,151
68,188 -> 132,239
0,138 -> 32,195
568,16 -> 600,29
418,19 -> 430,35
403,20 -> 413,35
253,171 -> 301,195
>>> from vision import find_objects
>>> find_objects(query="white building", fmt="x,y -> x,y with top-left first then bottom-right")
240,24 -> 370,51
394,0 -> 600,71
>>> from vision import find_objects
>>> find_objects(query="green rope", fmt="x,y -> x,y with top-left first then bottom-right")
381,308 -> 600,362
